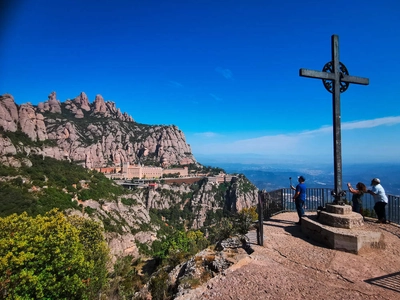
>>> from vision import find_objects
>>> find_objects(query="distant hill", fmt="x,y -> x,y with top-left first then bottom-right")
203,162 -> 400,196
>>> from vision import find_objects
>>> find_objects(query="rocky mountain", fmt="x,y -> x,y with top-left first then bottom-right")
133,175 -> 258,229
0,92 -> 195,168
72,175 -> 258,263
0,91 -> 259,255
0,91 -> 260,298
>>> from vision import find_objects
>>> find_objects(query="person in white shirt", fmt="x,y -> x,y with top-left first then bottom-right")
367,178 -> 388,223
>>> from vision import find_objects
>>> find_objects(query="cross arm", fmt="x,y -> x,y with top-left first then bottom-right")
299,68 -> 335,80
300,69 -> 370,85
341,75 -> 369,85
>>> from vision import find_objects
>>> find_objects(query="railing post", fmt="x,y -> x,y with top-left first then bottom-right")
257,191 -> 264,246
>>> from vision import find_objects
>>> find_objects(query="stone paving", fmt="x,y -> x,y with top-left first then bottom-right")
178,212 -> 400,300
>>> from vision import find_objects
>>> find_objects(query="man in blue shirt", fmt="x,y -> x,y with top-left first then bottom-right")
367,178 -> 388,223
290,176 -> 306,225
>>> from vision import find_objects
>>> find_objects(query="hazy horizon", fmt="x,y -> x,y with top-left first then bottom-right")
195,152 -> 400,166
197,159 -> 400,196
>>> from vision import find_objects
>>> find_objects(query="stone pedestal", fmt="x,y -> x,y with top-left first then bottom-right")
326,203 -> 353,215
301,215 -> 383,254
318,204 -> 364,229
301,203 -> 382,254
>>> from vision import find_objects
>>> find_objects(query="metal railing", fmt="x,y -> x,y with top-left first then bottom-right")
261,188 -> 400,225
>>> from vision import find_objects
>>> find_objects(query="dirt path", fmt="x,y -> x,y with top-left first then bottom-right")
180,212 -> 400,300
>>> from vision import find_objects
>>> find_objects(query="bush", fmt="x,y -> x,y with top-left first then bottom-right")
208,218 -> 235,243
67,215 -> 110,299
234,207 -> 258,235
0,181 -> 38,217
107,255 -> 144,298
149,270 -> 170,300
0,210 -> 109,299
121,197 -> 138,206
207,207 -> 258,243
0,156 -> 126,217
152,230 -> 209,266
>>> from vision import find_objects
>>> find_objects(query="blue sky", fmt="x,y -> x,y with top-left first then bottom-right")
1,0 -> 399,165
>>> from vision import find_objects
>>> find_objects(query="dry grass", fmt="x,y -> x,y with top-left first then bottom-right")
204,254 -> 215,263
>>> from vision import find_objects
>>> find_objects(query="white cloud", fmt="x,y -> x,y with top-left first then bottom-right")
192,133 -> 304,156
190,116 -> 400,163
194,132 -> 221,138
230,134 -> 301,153
167,80 -> 183,88
209,93 -> 222,102
342,116 -> 400,129
300,116 -> 400,136
215,67 -> 233,79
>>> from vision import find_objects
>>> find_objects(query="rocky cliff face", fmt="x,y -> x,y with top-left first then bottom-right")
68,176 -> 257,264
192,176 -> 258,229
0,91 -> 259,267
0,92 -> 195,167
133,175 -> 258,229
67,196 -> 156,264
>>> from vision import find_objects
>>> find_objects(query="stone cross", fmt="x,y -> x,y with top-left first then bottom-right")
299,34 -> 369,204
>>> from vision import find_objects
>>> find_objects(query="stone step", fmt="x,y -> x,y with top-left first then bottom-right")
301,215 -> 383,254
319,210 -> 364,229
325,203 -> 353,215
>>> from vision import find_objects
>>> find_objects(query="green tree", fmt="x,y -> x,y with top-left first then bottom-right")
67,216 -> 110,299
207,207 -> 258,244
0,210 -> 109,299
152,230 -> 208,265
234,207 -> 258,235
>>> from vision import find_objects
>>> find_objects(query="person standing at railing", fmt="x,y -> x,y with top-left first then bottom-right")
347,182 -> 367,214
290,176 -> 306,225
367,178 -> 388,224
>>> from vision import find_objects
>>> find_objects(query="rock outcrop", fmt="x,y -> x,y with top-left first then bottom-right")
0,92 -> 196,167
139,175 -> 258,229
73,92 -> 91,111
66,195 -> 156,264
0,94 -> 19,132
192,175 -> 258,228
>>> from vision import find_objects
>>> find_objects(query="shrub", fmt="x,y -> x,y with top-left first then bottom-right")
207,207 -> 258,244
152,230 -> 209,266
107,255 -> 144,298
149,270 -> 170,300
0,210 -> 109,299
121,197 -> 138,206
234,207 -> 258,235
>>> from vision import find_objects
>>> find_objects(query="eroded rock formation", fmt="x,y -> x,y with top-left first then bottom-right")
0,92 -> 196,167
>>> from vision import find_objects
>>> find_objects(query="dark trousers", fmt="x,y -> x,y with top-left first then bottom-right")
295,199 -> 305,220
374,202 -> 387,222
352,202 -> 361,214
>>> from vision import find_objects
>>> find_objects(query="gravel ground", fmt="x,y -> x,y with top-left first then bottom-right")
180,212 -> 400,300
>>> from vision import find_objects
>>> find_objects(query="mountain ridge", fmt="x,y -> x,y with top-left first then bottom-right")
0,91 -> 196,169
